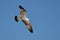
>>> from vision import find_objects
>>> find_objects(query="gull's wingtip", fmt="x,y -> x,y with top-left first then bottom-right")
30,29 -> 33,33
19,5 -> 23,9
19,5 -> 26,12
29,28 -> 33,33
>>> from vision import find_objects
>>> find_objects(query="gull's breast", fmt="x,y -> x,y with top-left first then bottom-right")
25,17 -> 29,21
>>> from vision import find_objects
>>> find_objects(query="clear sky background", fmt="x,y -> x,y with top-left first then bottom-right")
0,0 -> 60,40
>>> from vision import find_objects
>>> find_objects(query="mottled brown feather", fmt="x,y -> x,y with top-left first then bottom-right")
22,19 -> 33,33
19,5 -> 26,16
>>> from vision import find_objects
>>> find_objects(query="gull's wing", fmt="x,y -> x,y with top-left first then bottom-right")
22,19 -> 33,33
19,5 -> 26,16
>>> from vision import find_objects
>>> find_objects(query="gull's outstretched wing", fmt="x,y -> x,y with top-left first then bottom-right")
19,5 -> 26,16
22,19 -> 33,33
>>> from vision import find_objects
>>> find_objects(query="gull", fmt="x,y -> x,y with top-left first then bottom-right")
15,5 -> 33,33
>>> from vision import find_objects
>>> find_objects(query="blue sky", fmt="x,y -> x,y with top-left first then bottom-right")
0,0 -> 60,40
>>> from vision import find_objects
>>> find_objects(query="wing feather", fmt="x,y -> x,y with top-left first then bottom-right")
19,5 -> 26,16
22,19 -> 33,33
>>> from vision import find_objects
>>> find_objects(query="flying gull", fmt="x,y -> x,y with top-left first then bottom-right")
15,5 -> 33,33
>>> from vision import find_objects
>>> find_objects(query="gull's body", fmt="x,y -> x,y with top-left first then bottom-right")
15,5 -> 33,33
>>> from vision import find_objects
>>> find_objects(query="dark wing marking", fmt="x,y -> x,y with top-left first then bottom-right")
19,5 -> 26,16
15,16 -> 18,22
22,19 -> 33,33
